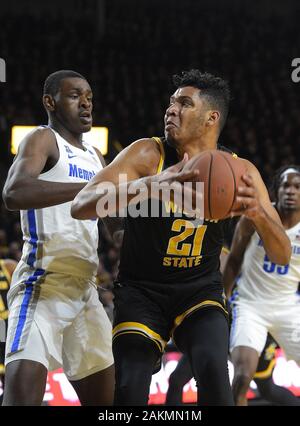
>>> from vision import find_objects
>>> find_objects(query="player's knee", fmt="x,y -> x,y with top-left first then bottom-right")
190,346 -> 228,385
196,344 -> 227,367
114,380 -> 149,406
113,333 -> 157,358
114,384 -> 134,406
233,371 -> 252,392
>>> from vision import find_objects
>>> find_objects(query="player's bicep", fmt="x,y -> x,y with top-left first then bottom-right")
71,139 -> 161,219
6,129 -> 54,182
8,154 -> 47,183
85,139 -> 160,188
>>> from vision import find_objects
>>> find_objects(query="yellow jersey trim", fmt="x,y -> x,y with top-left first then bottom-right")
112,321 -> 168,352
112,330 -> 162,352
152,137 -> 165,174
254,358 -> 276,379
173,299 -> 228,331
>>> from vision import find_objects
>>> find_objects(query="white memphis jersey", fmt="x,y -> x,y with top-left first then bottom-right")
237,223 -> 300,304
18,126 -> 102,278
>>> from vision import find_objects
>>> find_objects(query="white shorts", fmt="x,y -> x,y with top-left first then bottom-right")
5,262 -> 113,380
230,298 -> 300,364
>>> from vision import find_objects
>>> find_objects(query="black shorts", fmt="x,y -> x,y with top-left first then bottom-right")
112,273 -> 228,354
254,334 -> 278,380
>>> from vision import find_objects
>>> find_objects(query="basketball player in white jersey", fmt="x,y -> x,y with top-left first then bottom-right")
1,70 -> 114,405
223,165 -> 300,405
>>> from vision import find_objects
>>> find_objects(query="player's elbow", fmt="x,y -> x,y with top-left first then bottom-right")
279,242 -> 292,265
71,197 -> 86,220
2,184 -> 19,210
269,240 -> 292,266
71,196 -> 95,220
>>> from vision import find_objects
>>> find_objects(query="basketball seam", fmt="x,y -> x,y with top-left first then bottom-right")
221,152 -> 236,216
208,152 -> 213,219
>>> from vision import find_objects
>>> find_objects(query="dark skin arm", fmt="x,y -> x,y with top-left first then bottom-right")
71,138 -> 198,220
222,217 -> 255,298
232,159 -> 291,265
93,147 -> 124,238
71,138 -> 162,219
2,127 -> 86,211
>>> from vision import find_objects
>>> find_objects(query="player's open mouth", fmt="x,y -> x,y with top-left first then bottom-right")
285,198 -> 296,204
165,122 -> 177,130
79,113 -> 92,124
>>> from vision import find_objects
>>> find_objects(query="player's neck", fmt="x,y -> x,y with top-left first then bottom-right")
279,209 -> 300,230
48,120 -> 84,149
176,135 -> 218,159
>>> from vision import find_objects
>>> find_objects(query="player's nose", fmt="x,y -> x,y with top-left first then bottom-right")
166,103 -> 179,117
79,96 -> 91,110
286,186 -> 295,194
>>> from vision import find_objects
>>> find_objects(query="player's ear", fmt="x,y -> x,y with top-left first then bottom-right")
43,94 -> 55,112
207,110 -> 220,127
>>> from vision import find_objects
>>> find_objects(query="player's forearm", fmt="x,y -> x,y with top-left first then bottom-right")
71,176 -> 152,220
3,177 -> 86,210
222,257 -> 242,298
252,211 -> 291,265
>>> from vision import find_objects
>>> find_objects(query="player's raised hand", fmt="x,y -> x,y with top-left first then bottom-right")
153,153 -> 199,186
231,174 -> 264,218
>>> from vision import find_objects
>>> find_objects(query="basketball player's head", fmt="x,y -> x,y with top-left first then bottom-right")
164,69 -> 230,145
43,70 -> 93,133
272,165 -> 300,212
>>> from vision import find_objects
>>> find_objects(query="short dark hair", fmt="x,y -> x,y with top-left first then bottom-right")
271,164 -> 300,203
43,70 -> 87,97
172,69 -> 230,131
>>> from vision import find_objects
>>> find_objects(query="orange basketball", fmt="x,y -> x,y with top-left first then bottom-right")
183,150 -> 247,220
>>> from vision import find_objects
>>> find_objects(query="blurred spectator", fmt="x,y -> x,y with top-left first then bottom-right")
0,230 -> 9,258
7,242 -> 22,262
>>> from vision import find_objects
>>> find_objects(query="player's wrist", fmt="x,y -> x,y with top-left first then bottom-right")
250,205 -> 268,225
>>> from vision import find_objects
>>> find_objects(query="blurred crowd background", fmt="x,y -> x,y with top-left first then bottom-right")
0,0 -> 299,313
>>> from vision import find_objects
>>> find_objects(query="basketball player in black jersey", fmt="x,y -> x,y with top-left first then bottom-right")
0,259 -> 17,403
71,69 -> 291,405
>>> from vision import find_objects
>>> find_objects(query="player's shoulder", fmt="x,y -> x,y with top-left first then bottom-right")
17,126 -> 57,156
25,125 -> 55,143
123,137 -> 162,168
129,137 -> 161,154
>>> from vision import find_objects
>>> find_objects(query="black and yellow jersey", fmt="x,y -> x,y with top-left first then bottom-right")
118,137 -> 236,284
0,260 -> 11,322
